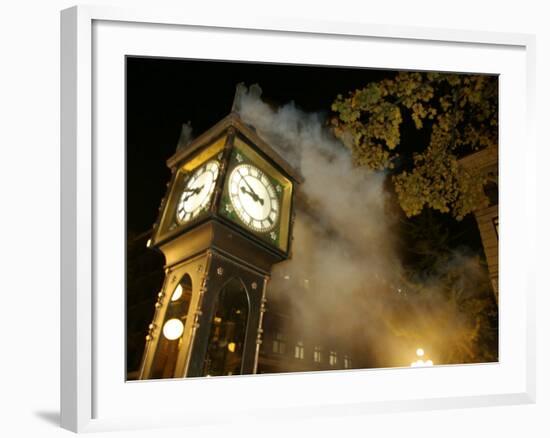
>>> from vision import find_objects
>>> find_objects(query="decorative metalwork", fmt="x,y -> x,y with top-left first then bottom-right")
251,282 -> 257,290
236,152 -> 243,163
146,321 -> 156,342
216,266 -> 224,276
192,310 -> 202,329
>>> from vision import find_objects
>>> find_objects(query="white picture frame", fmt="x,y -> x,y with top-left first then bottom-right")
60,5 -> 536,433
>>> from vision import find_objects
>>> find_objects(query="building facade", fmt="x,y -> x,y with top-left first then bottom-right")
458,146 -> 499,300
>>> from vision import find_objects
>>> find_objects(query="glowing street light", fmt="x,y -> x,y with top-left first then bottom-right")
410,347 -> 434,367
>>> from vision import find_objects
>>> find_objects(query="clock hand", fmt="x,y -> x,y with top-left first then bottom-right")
240,186 -> 265,205
182,185 -> 205,202
238,172 -> 262,198
238,172 -> 265,204
183,184 -> 205,194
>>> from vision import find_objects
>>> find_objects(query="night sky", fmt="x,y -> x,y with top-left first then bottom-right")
126,57 -> 397,236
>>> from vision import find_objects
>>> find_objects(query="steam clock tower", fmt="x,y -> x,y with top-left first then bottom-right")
139,88 -> 301,379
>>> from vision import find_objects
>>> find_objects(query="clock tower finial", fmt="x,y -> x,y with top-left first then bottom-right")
231,82 -> 263,114
231,82 -> 247,113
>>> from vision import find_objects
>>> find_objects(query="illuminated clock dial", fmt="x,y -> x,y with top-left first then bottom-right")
176,160 -> 220,224
228,163 -> 280,232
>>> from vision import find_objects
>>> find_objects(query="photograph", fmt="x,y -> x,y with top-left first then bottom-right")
125,57 -> 499,380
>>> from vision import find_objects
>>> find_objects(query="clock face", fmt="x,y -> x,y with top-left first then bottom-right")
175,160 -> 220,224
228,163 -> 280,232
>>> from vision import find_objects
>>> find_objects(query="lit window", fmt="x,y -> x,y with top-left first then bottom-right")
329,351 -> 338,366
272,333 -> 286,354
150,274 -> 192,379
313,346 -> 322,363
343,355 -> 351,369
294,341 -> 304,359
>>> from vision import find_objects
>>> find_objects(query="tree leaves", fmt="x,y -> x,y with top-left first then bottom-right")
331,71 -> 498,220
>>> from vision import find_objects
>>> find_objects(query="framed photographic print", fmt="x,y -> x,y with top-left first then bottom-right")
61,5 -> 536,433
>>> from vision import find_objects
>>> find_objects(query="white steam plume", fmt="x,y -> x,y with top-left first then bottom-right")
237,84 -> 496,368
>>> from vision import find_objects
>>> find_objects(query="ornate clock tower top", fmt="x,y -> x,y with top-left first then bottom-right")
149,84 -> 302,272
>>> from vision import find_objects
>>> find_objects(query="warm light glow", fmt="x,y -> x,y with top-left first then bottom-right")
146,238 -> 152,248
410,347 -> 434,367
162,318 -> 184,340
410,359 -> 434,367
171,284 -> 183,301
227,342 -> 236,353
